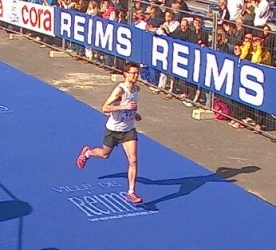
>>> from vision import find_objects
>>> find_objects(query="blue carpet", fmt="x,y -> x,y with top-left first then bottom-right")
0,62 -> 275,250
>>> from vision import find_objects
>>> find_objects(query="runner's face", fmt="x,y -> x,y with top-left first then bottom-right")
126,67 -> 139,82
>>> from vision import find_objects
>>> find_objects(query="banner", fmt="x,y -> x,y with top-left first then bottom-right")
142,32 -> 276,113
0,1 -> 55,36
1,2 -> 275,114
54,7 -> 276,114
55,8 -> 142,63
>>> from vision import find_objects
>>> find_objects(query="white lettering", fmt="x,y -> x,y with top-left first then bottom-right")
67,196 -> 100,216
239,65 -> 264,106
74,15 -> 85,42
60,12 -> 71,37
84,196 -> 110,215
67,192 -> 140,217
95,21 -> 114,51
152,37 -> 169,70
87,17 -> 93,45
205,54 -> 234,95
172,43 -> 189,78
116,27 -> 131,57
52,186 -> 69,193
193,49 -> 201,83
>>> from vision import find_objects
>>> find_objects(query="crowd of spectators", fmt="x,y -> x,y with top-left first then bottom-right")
2,0 -> 276,133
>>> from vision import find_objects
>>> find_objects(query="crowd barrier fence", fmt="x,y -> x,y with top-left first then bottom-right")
0,0 -> 275,141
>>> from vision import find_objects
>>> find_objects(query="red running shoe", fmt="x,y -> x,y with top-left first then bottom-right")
76,146 -> 91,169
126,193 -> 143,203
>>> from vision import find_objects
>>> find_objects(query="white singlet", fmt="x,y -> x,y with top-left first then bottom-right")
105,83 -> 138,132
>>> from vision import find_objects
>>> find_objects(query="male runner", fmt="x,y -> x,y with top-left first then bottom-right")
76,62 -> 143,203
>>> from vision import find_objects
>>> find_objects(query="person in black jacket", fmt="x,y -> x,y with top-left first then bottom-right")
169,18 -> 191,42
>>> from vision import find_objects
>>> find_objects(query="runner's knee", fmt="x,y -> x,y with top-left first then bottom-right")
102,153 -> 110,159
128,157 -> 137,167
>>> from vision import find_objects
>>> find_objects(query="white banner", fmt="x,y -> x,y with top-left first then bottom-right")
0,1 -> 55,36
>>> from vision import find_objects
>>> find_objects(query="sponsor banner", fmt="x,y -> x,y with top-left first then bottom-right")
55,8 -> 142,63
142,33 -> 276,114
0,1 -> 54,36
53,8 -> 276,113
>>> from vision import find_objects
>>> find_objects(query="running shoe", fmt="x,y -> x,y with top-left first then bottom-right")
126,193 -> 143,203
76,146 -> 91,169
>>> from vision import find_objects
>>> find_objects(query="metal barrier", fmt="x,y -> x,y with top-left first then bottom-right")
0,1 -> 275,142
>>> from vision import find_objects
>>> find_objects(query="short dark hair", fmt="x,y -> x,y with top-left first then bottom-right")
123,62 -> 139,73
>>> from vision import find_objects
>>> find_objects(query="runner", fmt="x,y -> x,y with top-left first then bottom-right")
76,62 -> 143,203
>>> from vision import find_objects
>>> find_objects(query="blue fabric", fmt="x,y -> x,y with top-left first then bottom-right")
0,62 -> 275,250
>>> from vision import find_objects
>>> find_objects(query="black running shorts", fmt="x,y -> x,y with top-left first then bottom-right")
103,128 -> 138,149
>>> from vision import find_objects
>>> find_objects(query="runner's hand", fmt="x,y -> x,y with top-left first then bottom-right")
135,113 -> 142,121
125,101 -> 137,110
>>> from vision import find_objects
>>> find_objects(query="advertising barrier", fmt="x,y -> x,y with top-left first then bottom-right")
1,2 -> 275,115
0,0 -> 55,36
55,8 -> 276,114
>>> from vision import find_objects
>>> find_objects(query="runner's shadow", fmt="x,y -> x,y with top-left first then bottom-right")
99,166 -> 260,211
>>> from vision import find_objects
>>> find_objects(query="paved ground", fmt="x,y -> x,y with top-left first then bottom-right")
0,29 -> 275,207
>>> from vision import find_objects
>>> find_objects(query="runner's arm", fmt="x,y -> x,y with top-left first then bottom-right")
102,86 -> 137,113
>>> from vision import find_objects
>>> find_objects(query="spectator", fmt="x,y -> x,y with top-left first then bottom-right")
165,0 -> 189,13
145,0 -> 163,20
177,0 -> 189,13
100,0 -> 116,20
224,17 -> 245,52
155,9 -> 180,44
133,7 -> 148,29
216,27 -> 230,53
222,21 -> 235,42
241,0 -> 255,27
262,24 -> 276,64
189,18 -> 209,46
217,0 -> 230,26
74,0 -> 89,12
169,17 -> 191,41
227,0 -> 244,21
252,0 -> 270,35
112,0 -> 123,11
86,0 -> 100,15
240,32 -> 253,59
170,1 -> 185,21
146,6 -> 164,32
251,35 -> 272,65
56,0 -> 75,9
132,0 -> 146,20
232,44 -> 242,57
116,8 -> 128,24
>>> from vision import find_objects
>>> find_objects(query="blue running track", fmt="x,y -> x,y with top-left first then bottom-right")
0,62 -> 275,250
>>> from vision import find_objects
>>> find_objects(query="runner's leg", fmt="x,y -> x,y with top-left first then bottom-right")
122,140 -> 138,193
87,145 -> 113,159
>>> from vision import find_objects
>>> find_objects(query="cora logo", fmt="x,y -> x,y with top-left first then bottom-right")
21,4 -> 52,32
